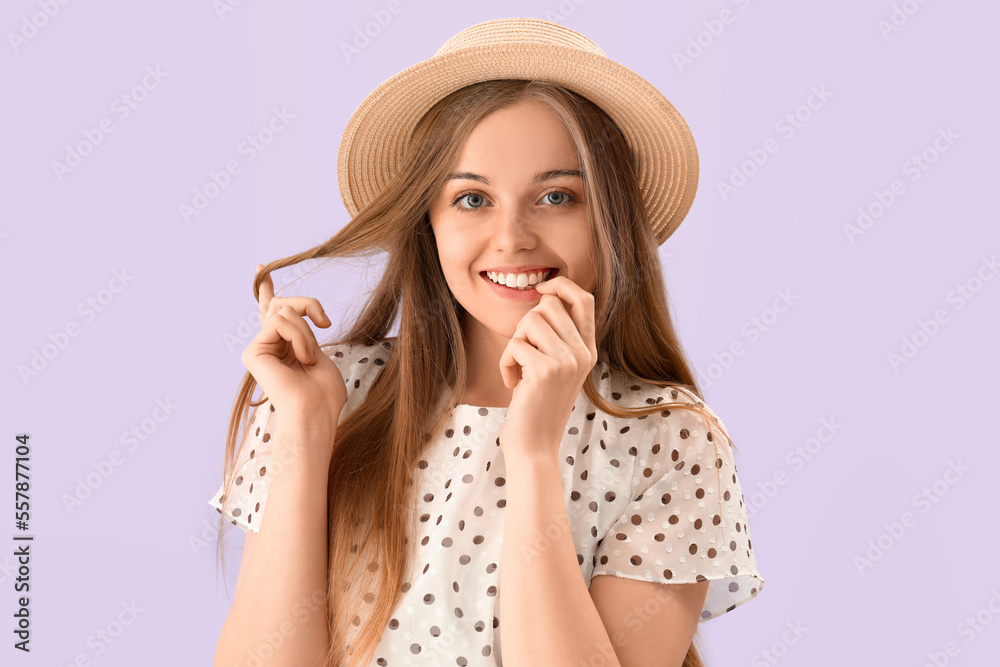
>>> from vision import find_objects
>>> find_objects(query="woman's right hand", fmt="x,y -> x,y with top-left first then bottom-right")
241,264 -> 348,435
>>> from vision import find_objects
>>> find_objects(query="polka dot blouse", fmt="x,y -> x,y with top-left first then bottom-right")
209,337 -> 765,665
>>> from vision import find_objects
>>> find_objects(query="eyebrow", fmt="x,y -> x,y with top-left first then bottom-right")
445,169 -> 583,186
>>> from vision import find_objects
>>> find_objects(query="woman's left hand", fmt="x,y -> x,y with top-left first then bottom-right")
497,275 -> 598,466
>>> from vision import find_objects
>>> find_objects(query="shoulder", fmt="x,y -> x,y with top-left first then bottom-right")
593,362 -> 726,428
590,362 -> 733,466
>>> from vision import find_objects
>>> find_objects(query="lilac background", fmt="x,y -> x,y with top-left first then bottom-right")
3,0 -> 998,665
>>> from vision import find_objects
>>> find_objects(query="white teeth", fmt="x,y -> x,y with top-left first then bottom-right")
487,270 -> 551,290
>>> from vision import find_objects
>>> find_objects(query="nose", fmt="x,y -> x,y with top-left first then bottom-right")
490,205 -> 538,253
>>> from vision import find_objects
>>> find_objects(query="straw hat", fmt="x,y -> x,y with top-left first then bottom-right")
336,17 -> 699,245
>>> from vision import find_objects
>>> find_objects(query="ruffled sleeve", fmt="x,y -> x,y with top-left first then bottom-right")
207,337 -> 394,533
591,387 -> 765,621
207,398 -> 276,533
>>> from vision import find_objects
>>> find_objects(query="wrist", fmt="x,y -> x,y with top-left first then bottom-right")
277,399 -> 344,438
271,411 -> 340,468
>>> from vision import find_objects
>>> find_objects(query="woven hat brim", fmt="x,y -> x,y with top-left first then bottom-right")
337,43 -> 698,245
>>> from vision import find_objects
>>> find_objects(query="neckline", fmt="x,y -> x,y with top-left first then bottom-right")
454,403 -> 509,412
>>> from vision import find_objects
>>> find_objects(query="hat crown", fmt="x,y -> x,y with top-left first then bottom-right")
434,17 -> 607,58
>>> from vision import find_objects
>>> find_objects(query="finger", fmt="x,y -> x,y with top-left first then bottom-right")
258,266 -> 275,325
499,336 -> 544,390
534,276 -> 596,357
273,306 -> 319,364
265,296 -> 331,328
499,327 -> 527,389
530,294 -> 586,352
255,304 -> 318,365
516,308 -> 566,359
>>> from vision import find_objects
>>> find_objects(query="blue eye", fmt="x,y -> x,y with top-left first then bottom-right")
448,190 -> 577,213
543,191 -> 570,206
453,193 -> 486,210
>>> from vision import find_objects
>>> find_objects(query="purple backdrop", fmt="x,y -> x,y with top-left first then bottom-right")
3,0 -> 998,665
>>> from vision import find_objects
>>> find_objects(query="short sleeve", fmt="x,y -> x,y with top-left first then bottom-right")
207,399 -> 276,533
206,337 -> 394,533
591,388 -> 765,621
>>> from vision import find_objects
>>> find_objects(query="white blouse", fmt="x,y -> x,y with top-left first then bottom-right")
209,337 -> 765,665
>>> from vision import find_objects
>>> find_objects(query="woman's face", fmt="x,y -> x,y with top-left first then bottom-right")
428,99 -> 597,338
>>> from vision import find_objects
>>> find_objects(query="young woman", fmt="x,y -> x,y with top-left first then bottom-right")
209,17 -> 765,667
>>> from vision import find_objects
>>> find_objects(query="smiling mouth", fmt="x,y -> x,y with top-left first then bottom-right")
480,268 -> 558,290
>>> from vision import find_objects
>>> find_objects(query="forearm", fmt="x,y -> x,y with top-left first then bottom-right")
215,418 -> 335,666
499,454 -> 622,667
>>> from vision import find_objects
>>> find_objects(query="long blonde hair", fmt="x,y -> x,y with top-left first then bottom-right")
215,79 -> 733,667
